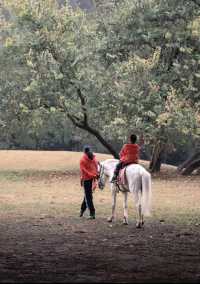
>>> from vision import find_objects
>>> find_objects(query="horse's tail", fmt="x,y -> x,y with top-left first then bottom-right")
141,171 -> 152,217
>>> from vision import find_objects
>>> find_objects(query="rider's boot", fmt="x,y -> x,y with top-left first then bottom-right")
111,174 -> 117,183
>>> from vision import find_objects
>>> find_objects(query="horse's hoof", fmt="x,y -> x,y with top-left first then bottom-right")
123,217 -> 128,225
107,217 -> 113,223
136,222 -> 142,229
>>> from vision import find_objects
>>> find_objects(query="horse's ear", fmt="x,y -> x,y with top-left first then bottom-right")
97,161 -> 101,172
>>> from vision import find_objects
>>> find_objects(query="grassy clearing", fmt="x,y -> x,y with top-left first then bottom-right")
0,150 -> 112,171
0,150 -> 199,226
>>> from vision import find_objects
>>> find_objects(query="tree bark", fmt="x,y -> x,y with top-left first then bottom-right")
149,140 -> 165,173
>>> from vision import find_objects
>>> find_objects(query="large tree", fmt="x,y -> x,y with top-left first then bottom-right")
0,0 -> 121,157
95,0 -> 200,172
1,0 -> 200,174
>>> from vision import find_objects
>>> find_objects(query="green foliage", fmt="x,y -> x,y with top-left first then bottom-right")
0,0 -> 199,164
95,0 -> 200,150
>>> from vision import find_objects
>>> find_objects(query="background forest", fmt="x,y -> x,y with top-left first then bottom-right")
0,0 -> 200,173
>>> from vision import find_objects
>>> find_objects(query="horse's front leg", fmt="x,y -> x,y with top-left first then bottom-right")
123,192 -> 128,225
108,185 -> 117,222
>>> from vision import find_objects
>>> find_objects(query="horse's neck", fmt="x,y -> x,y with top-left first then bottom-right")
103,159 -> 118,177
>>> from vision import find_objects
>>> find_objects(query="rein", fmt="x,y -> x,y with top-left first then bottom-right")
98,162 -> 104,178
98,162 -> 128,193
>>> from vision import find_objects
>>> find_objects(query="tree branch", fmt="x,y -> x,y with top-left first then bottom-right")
190,0 -> 200,8
67,113 -> 84,128
58,101 -> 119,159
33,36 -> 119,158
76,88 -> 88,125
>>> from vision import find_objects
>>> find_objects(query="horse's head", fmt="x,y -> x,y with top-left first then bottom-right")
97,159 -> 118,190
97,162 -> 106,190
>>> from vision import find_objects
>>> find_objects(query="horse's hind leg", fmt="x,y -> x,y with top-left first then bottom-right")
141,213 -> 144,226
123,192 -> 128,225
136,204 -> 144,228
132,190 -> 143,229
108,187 -> 117,222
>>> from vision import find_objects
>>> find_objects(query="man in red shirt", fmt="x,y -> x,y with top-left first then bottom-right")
80,146 -> 98,219
111,134 -> 140,183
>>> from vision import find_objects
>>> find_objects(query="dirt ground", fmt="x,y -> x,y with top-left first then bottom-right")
0,151 -> 200,283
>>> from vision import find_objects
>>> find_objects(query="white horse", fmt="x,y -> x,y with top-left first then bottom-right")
98,159 -> 152,228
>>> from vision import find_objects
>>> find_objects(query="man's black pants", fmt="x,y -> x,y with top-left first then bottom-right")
81,179 -> 95,216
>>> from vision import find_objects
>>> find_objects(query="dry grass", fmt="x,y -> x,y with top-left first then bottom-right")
0,150 -> 112,171
0,150 -> 199,225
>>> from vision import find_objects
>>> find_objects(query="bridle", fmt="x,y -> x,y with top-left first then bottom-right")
97,161 -> 128,193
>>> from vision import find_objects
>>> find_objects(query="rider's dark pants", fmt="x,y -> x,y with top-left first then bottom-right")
81,179 -> 95,216
114,161 -> 124,176
114,162 -> 132,178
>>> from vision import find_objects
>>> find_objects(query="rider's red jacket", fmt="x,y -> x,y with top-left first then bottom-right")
120,143 -> 140,164
80,153 -> 98,181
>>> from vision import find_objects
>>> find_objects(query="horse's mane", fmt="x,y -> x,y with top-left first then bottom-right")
102,158 -> 118,164
101,159 -> 119,169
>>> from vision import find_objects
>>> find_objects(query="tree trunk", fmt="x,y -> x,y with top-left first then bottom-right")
178,152 -> 200,175
149,140 -> 165,173
84,124 -> 120,159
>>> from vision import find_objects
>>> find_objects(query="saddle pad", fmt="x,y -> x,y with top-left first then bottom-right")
118,167 -> 127,186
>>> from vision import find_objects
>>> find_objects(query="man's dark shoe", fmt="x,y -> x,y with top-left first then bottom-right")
88,215 -> 95,220
79,211 -> 84,217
